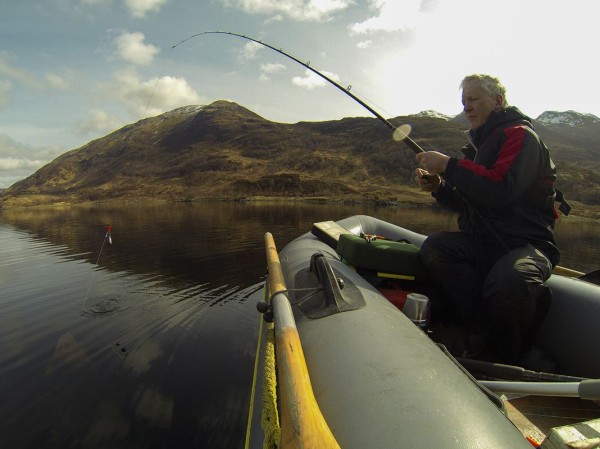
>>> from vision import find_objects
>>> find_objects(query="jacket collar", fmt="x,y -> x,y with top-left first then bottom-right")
467,106 -> 533,147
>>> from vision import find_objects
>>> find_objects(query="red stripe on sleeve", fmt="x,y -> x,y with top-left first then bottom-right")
456,126 -> 526,182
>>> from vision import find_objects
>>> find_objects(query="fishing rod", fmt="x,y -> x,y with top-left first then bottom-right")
172,31 -> 424,154
171,31 -> 516,248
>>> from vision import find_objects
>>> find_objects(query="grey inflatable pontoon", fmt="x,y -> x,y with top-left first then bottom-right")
263,215 -> 600,448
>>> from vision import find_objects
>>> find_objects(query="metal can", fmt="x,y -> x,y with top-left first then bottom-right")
402,293 -> 430,329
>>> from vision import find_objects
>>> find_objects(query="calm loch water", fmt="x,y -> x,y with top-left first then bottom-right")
1,201 -> 598,448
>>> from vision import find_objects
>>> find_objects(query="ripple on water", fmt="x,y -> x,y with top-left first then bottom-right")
81,295 -> 126,316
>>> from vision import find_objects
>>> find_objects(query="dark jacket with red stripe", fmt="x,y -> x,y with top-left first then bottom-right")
433,106 -> 560,266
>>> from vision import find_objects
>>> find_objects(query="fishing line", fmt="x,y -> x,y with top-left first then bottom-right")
172,30 -> 426,154
307,73 -> 436,152
140,47 -> 173,123
244,283 -> 268,449
80,225 -> 112,316
143,76 -> 161,116
346,87 -> 408,130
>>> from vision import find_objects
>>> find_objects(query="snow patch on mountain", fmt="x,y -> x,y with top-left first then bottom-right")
160,105 -> 204,118
536,110 -> 600,127
410,110 -> 454,121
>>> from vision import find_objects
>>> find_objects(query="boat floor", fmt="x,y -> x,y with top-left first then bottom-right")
504,395 -> 600,444
426,322 -> 600,443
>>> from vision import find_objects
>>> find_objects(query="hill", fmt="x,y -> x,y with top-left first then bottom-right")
2,100 -> 600,216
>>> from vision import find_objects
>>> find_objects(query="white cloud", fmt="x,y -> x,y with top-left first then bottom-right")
0,53 -> 43,89
0,80 -> 12,108
0,53 -> 71,92
349,0 -> 424,34
261,63 -> 286,74
0,133 -> 29,158
358,0 -> 600,119
125,0 -> 168,18
238,41 -> 263,61
112,68 -> 203,117
222,0 -> 352,21
0,134 -> 64,188
114,32 -> 160,65
356,40 -> 372,49
0,157 -> 45,171
264,14 -> 283,24
45,73 -> 69,90
80,0 -> 110,5
292,68 -> 340,90
259,62 -> 286,81
0,156 -> 32,187
75,109 -> 122,136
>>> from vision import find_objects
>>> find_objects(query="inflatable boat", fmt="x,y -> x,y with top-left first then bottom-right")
247,215 -> 600,449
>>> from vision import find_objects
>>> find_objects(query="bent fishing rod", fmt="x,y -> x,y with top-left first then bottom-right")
172,31 -> 424,154
171,32 -> 550,262
172,32 -> 584,274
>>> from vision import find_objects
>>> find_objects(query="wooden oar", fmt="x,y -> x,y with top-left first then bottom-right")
552,265 -> 584,277
264,232 -> 341,449
553,265 -> 600,285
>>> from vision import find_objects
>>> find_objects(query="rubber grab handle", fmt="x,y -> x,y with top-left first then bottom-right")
579,379 -> 600,400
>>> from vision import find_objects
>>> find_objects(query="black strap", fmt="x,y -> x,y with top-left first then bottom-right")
555,188 -> 571,216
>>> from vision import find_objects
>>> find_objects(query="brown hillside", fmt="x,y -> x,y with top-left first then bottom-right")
2,100 -> 599,216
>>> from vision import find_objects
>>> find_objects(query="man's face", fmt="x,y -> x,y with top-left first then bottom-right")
462,80 -> 503,130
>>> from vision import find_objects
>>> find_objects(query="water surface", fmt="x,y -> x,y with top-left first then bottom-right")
1,201 -> 598,448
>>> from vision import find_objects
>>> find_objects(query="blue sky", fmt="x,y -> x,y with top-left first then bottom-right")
1,0 -> 599,188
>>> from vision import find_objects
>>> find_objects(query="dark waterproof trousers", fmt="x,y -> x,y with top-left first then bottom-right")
420,231 -> 553,364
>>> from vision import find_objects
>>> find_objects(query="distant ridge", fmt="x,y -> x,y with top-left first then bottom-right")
536,110 -> 600,127
410,110 -> 454,121
1,101 -> 599,216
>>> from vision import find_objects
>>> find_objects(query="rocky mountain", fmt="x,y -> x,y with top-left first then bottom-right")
410,110 -> 455,121
2,101 -> 600,214
537,110 -> 600,128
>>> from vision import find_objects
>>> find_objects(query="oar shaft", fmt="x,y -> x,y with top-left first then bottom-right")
552,265 -> 585,277
265,232 -> 287,294
264,232 -> 341,449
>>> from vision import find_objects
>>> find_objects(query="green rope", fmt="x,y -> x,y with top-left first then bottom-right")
262,321 -> 281,449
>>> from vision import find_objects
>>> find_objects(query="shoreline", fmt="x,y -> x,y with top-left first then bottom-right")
1,195 -> 598,221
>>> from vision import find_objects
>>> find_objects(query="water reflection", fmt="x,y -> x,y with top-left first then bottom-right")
0,201 -> 598,448
0,202 -> 460,289
0,206 -> 267,448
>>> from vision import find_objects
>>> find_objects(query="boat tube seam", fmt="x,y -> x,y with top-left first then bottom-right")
437,343 -> 506,412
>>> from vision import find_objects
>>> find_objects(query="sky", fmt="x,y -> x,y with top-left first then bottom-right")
1,0 -> 600,188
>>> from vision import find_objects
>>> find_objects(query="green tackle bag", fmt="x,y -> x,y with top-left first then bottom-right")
336,234 -> 427,280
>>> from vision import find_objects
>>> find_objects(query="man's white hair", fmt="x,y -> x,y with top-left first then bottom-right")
460,74 -> 508,108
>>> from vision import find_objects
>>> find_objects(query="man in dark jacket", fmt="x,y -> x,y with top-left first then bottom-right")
415,74 -> 559,365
